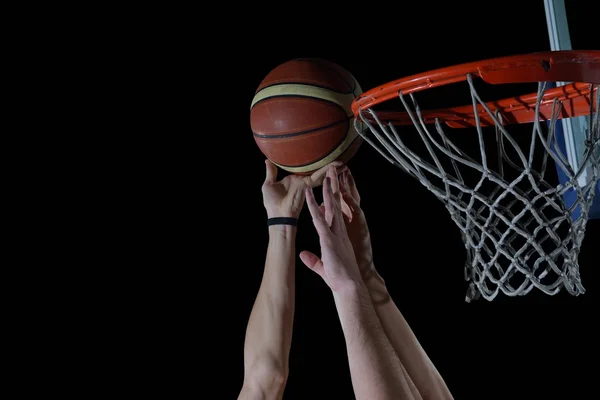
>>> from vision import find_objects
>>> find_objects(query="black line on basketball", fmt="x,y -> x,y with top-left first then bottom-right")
253,117 -> 351,139
273,121 -> 360,168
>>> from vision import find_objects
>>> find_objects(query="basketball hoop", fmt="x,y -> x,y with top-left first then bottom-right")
351,50 -> 599,301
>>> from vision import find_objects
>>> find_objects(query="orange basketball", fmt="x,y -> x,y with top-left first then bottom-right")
250,58 -> 364,175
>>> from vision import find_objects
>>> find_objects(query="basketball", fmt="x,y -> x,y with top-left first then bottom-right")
250,58 -> 364,175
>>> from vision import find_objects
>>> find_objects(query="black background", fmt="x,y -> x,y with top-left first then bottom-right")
204,2 -> 598,399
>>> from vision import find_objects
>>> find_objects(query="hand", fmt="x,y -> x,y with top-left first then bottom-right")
262,159 -> 347,219
338,170 -> 377,280
318,169 -> 376,280
299,166 -> 364,292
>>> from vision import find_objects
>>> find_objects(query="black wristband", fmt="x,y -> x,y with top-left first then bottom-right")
267,217 -> 297,226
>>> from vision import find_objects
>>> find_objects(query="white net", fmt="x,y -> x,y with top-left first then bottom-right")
355,75 -> 599,301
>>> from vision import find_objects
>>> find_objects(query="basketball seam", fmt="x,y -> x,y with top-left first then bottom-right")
255,80 -> 354,96
272,130 -> 360,168
251,94 -> 349,123
252,117 -> 351,139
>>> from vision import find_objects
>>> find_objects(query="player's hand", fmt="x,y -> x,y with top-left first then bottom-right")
300,166 -> 364,292
338,169 -> 377,279
318,169 -> 376,280
262,159 -> 347,219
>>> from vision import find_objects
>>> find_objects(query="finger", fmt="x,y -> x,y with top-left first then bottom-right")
323,176 -> 345,235
342,169 -> 349,191
330,160 -> 348,174
299,250 -> 325,277
342,190 -> 360,213
335,164 -> 348,176
339,171 -> 355,220
308,161 -> 346,188
322,198 -> 349,226
338,171 -> 347,192
347,170 -> 360,203
327,165 -> 340,197
305,187 -> 330,236
327,166 -> 344,213
264,159 -> 277,184
340,196 -> 353,223
319,202 -> 331,227
307,163 -> 334,188
319,203 -> 326,217
323,176 -> 334,215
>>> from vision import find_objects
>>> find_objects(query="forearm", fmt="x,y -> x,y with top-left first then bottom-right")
242,225 -> 296,387
333,282 -> 417,400
365,266 -> 453,400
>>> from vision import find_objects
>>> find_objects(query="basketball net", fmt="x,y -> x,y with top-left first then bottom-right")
355,76 -> 599,301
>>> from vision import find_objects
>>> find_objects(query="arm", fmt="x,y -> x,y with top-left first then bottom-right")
364,267 -> 453,400
333,282 -> 418,400
299,167 -> 417,400
239,159 -> 347,400
339,169 -> 453,400
238,224 -> 296,400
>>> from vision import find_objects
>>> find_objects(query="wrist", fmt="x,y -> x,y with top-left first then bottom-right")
267,215 -> 297,230
332,278 -> 369,299
361,263 -> 385,286
361,265 -> 390,304
266,209 -> 300,220
268,224 -> 297,239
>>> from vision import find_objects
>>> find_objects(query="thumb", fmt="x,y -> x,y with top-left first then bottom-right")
299,250 -> 325,276
264,159 -> 277,184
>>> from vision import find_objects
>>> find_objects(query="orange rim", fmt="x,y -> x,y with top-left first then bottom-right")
351,50 -> 600,128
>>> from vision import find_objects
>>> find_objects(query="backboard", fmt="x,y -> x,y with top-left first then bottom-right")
544,0 -> 600,219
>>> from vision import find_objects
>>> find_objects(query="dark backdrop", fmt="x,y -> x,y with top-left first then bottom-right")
213,2 -> 597,399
